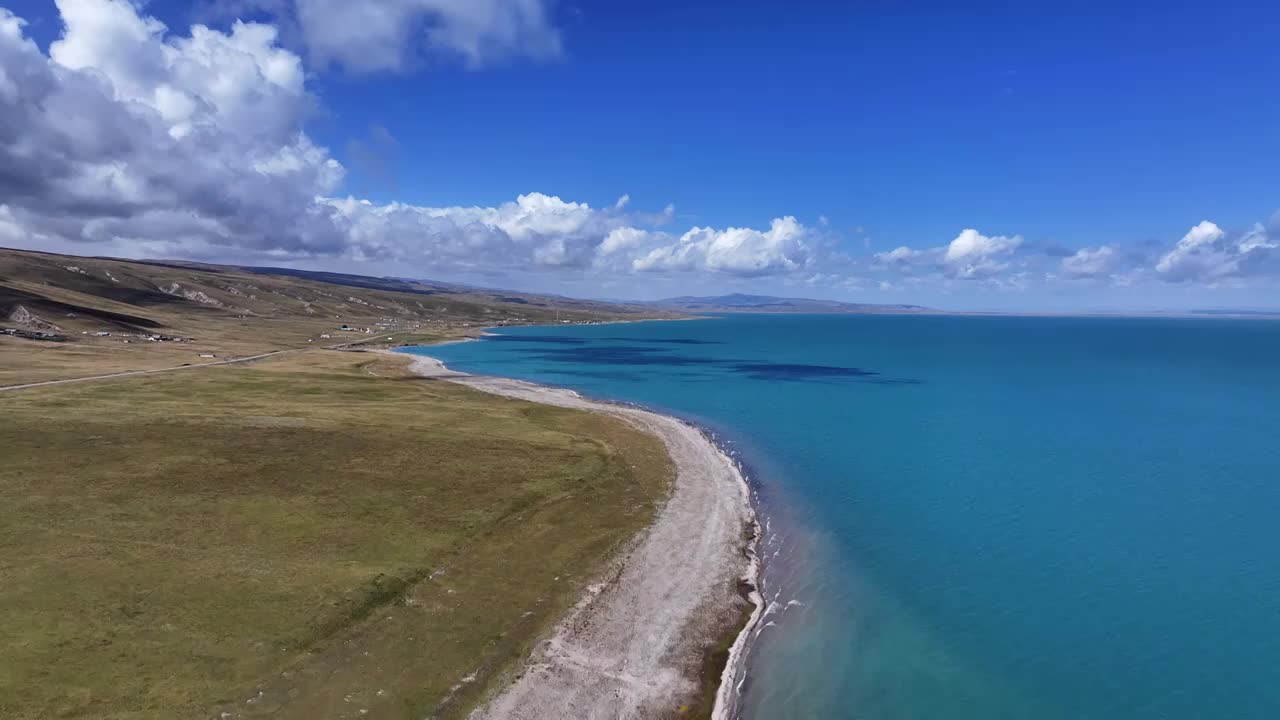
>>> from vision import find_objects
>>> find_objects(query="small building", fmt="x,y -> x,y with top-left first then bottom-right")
199,353 -> 216,358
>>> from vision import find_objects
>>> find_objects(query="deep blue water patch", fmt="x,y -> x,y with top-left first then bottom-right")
527,345 -> 726,366
865,377 -> 926,386
485,334 -> 588,344
731,362 -> 889,382
490,336 -> 909,384
602,336 -> 725,345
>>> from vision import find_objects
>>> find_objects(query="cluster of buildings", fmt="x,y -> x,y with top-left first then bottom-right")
2,325 -> 201,345
1,327 -> 65,342
84,331 -> 193,343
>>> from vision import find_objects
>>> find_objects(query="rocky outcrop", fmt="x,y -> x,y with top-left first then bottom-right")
8,304 -> 62,331
159,283 -> 224,307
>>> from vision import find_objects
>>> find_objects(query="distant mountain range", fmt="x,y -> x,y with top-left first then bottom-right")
1187,308 -> 1280,317
644,293 -> 935,314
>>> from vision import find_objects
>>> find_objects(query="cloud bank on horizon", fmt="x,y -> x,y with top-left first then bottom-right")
1,0 -> 1278,307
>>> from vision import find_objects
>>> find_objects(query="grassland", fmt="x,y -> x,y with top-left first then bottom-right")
0,350 -> 673,719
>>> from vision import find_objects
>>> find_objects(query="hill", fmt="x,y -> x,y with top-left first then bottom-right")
647,293 -> 934,314
0,247 -> 673,384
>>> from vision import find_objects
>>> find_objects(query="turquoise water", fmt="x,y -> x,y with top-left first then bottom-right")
407,315 -> 1280,719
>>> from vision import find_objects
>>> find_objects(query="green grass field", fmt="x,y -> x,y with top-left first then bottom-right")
0,351 -> 672,719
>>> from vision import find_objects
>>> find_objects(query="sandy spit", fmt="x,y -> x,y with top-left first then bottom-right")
401,354 -> 762,719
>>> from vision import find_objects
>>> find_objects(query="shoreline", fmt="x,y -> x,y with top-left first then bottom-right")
397,350 -> 764,719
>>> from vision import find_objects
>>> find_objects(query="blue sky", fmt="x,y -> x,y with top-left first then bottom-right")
2,0 -> 1278,310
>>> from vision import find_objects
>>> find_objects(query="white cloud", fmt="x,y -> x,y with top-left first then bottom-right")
1,0 -> 344,259
1156,220 -> 1280,282
1061,245 -> 1119,278
875,245 -> 929,265
221,0 -> 562,73
598,226 -> 651,256
632,217 -> 821,277
943,228 -> 1022,278
874,229 -> 1022,280
52,0 -> 307,140
319,192 -> 640,270
873,245 -> 947,281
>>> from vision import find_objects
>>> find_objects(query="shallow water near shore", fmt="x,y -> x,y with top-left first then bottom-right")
409,314 -> 1280,719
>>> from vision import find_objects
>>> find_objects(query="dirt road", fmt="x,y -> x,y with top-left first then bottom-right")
0,350 -> 295,393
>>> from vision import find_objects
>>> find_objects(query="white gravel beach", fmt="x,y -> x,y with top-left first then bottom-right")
404,354 -> 761,719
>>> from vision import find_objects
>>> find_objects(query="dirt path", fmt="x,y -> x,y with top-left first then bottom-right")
0,333 -> 406,394
404,355 -> 761,720
0,350 -> 296,393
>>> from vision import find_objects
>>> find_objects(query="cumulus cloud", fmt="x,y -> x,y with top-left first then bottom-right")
943,228 -> 1022,278
597,226 -> 650,256
874,245 -> 929,266
1,0 -> 345,258
1060,245 -> 1119,278
1155,219 -> 1280,282
874,229 -> 1022,280
632,217 -> 822,277
207,0 -> 561,73
319,192 -> 647,270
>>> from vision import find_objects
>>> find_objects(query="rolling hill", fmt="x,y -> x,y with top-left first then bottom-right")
0,247 -> 667,337
0,247 -> 674,384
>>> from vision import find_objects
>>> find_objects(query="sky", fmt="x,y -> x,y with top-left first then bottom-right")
1,0 -> 1278,311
